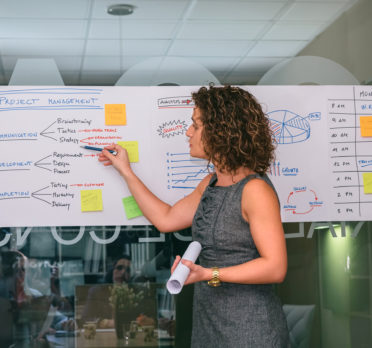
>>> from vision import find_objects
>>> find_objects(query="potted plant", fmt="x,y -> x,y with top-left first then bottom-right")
109,283 -> 144,339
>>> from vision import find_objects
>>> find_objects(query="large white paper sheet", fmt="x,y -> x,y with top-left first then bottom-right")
166,241 -> 202,294
0,85 -> 371,227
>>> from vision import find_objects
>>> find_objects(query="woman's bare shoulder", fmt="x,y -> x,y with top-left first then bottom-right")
243,176 -> 275,195
241,177 -> 279,220
195,172 -> 214,196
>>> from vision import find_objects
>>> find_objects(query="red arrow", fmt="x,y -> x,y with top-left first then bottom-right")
287,192 -> 294,203
293,206 -> 314,215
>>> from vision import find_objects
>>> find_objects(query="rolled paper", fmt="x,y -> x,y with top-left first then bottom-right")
166,241 -> 202,294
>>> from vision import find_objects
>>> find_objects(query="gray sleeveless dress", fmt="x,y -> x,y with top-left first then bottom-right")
191,173 -> 289,348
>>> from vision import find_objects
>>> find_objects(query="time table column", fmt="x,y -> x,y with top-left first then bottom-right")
328,89 -> 361,219
354,86 -> 372,217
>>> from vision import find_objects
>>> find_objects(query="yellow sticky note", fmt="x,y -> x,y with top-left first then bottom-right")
117,141 -> 139,162
122,196 -> 143,219
81,189 -> 103,212
105,104 -> 126,125
362,173 -> 372,194
360,116 -> 372,137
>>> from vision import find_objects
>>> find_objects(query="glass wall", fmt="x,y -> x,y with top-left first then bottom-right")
280,222 -> 372,348
0,226 -> 190,348
1,222 -> 371,347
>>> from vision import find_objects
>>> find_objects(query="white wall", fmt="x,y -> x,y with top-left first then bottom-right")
299,0 -> 372,84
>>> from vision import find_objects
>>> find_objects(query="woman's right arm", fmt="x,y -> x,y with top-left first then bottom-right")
98,143 -> 210,232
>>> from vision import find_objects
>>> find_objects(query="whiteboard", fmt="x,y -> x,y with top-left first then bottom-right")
0,85 -> 371,227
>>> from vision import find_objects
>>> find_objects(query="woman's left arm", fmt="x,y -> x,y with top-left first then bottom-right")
174,179 -> 287,285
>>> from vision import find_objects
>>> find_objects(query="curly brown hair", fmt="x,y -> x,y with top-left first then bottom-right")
191,85 -> 275,175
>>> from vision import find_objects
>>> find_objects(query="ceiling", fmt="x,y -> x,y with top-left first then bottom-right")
0,0 -> 359,86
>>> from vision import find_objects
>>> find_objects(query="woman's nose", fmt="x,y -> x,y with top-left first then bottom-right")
186,125 -> 192,137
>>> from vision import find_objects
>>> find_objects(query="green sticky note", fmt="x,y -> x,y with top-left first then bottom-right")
81,189 -> 103,212
117,141 -> 139,162
122,196 -> 143,219
362,172 -> 372,194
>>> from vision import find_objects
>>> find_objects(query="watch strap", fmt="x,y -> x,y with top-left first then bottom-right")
207,267 -> 221,287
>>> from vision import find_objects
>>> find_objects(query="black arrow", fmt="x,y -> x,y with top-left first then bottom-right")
34,154 -> 52,172
40,121 -> 57,141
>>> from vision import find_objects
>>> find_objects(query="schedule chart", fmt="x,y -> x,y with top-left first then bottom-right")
328,86 -> 372,220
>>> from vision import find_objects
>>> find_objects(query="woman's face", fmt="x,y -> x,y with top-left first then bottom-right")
16,258 -> 26,283
113,258 -> 131,284
186,107 -> 207,159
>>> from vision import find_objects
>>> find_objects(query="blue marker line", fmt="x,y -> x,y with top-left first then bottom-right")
80,146 -> 116,154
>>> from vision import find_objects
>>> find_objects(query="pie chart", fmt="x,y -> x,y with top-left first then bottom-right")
268,110 -> 311,144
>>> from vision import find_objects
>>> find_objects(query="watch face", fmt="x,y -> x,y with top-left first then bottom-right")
208,279 -> 220,287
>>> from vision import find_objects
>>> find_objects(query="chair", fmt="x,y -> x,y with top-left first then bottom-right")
283,304 -> 315,348
0,297 -> 14,348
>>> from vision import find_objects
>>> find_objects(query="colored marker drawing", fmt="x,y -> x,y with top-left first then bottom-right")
166,152 -> 212,190
283,186 -> 323,215
268,110 -> 318,144
268,161 -> 299,177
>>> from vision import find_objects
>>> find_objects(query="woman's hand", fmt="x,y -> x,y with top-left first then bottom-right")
98,143 -> 133,178
171,255 -> 211,285
61,319 -> 77,331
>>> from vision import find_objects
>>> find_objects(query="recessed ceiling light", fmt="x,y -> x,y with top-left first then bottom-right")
107,4 -> 135,16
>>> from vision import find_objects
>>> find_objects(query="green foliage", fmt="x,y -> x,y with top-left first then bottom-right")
109,283 -> 144,311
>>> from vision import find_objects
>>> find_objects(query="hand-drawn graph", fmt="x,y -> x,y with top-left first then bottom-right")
166,152 -> 212,190
268,110 -> 320,144
268,161 -> 299,177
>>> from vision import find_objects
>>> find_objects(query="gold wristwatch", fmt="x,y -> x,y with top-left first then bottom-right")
207,267 -> 221,287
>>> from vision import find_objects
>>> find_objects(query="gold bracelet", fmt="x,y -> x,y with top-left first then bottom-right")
207,267 -> 221,287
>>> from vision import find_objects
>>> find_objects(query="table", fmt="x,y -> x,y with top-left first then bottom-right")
47,329 -> 174,348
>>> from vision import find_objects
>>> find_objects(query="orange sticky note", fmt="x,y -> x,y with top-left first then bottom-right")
105,104 -> 126,125
360,116 -> 372,137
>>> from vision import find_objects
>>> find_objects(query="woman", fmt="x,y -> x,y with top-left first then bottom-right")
99,85 -> 289,347
82,256 -> 132,327
105,255 -> 131,285
82,256 -> 155,328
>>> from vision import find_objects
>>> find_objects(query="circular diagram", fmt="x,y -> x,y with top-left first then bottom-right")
284,186 -> 323,215
268,110 -> 311,144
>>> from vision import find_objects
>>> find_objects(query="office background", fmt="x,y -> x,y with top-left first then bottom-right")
0,1 -> 372,347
